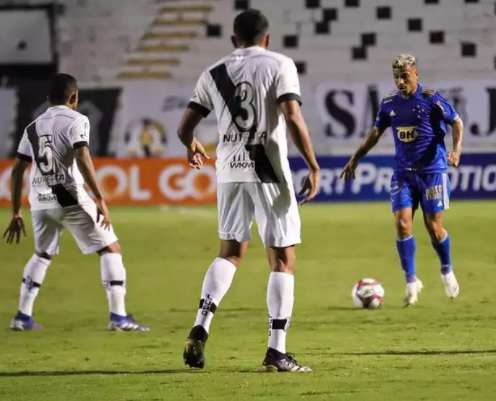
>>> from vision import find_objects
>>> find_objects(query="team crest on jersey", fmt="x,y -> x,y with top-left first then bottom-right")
396,126 -> 418,143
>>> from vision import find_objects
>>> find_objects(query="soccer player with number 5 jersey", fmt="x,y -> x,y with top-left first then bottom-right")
4,74 -> 148,332
341,54 -> 464,306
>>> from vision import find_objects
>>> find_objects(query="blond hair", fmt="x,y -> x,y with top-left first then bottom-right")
392,54 -> 416,70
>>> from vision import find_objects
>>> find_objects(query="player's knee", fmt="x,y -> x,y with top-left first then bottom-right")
427,223 -> 445,242
395,219 -> 412,237
270,247 -> 296,274
218,240 -> 247,267
35,251 -> 52,260
97,242 -> 121,255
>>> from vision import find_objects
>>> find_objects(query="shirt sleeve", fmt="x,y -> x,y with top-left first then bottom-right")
275,58 -> 302,105
433,93 -> 459,124
188,71 -> 213,117
68,116 -> 90,149
16,131 -> 32,162
374,99 -> 391,131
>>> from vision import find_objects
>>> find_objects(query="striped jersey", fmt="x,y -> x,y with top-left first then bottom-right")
189,46 -> 301,184
16,105 -> 92,210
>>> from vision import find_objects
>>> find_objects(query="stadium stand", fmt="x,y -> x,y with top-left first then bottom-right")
46,0 -> 496,83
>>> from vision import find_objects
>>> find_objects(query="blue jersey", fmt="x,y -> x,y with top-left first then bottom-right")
374,84 -> 459,173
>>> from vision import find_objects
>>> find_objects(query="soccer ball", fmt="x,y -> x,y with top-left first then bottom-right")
352,278 -> 385,309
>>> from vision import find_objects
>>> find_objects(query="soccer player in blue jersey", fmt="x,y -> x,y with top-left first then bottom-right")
341,54 -> 464,306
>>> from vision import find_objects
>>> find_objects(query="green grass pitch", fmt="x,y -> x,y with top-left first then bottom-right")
0,201 -> 495,401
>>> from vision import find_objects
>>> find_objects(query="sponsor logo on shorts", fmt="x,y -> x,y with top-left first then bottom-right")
396,126 -> 418,143
425,185 -> 443,200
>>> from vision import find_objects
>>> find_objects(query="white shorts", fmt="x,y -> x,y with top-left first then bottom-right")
217,182 -> 301,247
31,201 -> 118,256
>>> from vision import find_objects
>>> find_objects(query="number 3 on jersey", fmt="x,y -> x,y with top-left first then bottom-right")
37,135 -> 55,174
233,82 -> 256,132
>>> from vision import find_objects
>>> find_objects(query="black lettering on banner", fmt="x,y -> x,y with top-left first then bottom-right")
360,86 -> 380,137
210,63 -> 279,182
324,90 -> 356,138
487,88 -> 496,135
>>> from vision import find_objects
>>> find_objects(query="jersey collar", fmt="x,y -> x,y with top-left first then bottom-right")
232,45 -> 266,56
47,105 -> 71,111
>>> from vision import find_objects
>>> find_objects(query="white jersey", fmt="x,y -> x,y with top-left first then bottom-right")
189,46 -> 301,184
16,105 -> 92,211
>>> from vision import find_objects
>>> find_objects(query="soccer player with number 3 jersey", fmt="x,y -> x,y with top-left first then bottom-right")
341,54 -> 464,306
177,9 -> 320,372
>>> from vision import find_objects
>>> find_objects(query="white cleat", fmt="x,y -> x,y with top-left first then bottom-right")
441,271 -> 460,299
404,278 -> 423,306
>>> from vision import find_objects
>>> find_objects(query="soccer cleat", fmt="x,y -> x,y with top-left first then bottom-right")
404,278 -> 423,306
107,313 -> 150,332
183,325 -> 208,369
262,348 -> 312,372
10,311 -> 42,331
441,271 -> 460,299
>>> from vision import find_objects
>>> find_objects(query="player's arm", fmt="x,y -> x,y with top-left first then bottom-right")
74,145 -> 111,229
340,126 -> 386,180
177,107 -> 210,169
448,116 -> 463,167
280,99 -> 320,203
3,157 -> 29,244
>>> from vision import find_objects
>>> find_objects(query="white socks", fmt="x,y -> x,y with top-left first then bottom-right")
267,272 -> 294,354
100,253 -> 127,316
193,257 -> 237,333
18,255 -> 51,316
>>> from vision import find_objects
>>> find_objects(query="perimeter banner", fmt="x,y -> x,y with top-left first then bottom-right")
0,154 -> 494,207
0,158 -> 217,207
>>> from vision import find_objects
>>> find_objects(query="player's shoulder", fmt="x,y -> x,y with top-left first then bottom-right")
204,54 -> 231,75
380,90 -> 398,105
421,87 -> 438,98
261,49 -> 296,69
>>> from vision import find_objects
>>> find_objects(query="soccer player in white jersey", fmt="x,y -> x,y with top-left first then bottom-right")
177,9 -> 320,372
4,74 -> 148,332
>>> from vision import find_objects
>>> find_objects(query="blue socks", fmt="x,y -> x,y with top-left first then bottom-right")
396,236 -> 416,283
432,232 -> 452,274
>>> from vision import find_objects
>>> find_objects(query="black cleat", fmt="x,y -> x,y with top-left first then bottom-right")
262,348 -> 312,372
183,325 -> 208,369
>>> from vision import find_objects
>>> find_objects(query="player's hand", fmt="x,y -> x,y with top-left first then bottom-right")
3,215 -> 26,244
187,139 -> 210,169
298,168 -> 320,204
340,158 -> 358,180
95,198 -> 111,230
448,150 -> 461,167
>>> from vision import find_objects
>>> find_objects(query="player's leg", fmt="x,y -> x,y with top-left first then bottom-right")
62,203 -> 148,331
420,172 -> 459,298
184,183 -> 251,368
391,173 -> 423,305
254,182 -> 310,372
10,209 -> 61,331
97,242 -> 147,331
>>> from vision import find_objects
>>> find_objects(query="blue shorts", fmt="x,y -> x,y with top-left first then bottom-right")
390,171 -> 451,214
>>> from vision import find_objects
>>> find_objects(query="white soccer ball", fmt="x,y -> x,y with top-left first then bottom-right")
352,278 -> 385,309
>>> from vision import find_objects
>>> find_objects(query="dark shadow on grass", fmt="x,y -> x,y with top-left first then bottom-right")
316,349 -> 496,357
0,368 -> 290,377
0,369 -> 207,378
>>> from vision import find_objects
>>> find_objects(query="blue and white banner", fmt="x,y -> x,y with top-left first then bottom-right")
290,153 -> 496,202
